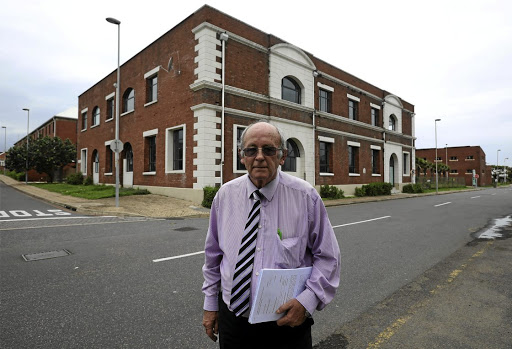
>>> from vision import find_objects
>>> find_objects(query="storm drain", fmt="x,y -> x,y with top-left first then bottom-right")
22,249 -> 71,262
174,227 -> 199,232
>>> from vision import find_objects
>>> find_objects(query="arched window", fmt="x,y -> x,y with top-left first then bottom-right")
125,143 -> 133,172
93,151 -> 99,173
92,107 -> 100,126
281,77 -> 301,104
389,114 -> 396,131
123,88 -> 135,113
282,139 -> 300,172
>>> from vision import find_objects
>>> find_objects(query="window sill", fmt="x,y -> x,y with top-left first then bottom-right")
233,170 -> 247,174
320,172 -> 334,176
143,171 -> 156,176
166,170 -> 185,174
81,128 -> 87,132
144,100 -> 158,107
121,110 -> 134,117
372,173 -> 381,177
465,159 -> 475,161
105,172 -> 113,176
403,174 -> 410,177
91,124 -> 99,129
105,118 -> 113,123
349,173 -> 360,177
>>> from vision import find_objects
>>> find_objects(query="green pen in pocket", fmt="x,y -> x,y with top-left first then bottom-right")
277,228 -> 283,240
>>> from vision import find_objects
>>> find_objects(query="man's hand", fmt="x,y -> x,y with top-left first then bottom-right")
275,298 -> 308,327
202,310 -> 219,342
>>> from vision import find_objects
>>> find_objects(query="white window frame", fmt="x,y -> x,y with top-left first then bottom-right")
143,128 -> 158,175
347,141 -> 360,176
165,124 -> 186,174
233,124 -> 247,174
81,107 -> 88,131
91,107 -> 100,128
144,66 -> 160,107
403,151 -> 410,177
318,136 -> 335,176
105,92 -> 115,122
80,148 -> 88,174
371,145 -> 382,176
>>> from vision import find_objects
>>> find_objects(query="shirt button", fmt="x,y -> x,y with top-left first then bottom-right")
257,247 -> 261,252
255,272 -> 259,276
258,225 -> 262,229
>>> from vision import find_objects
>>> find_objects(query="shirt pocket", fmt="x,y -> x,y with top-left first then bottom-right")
274,234 -> 303,269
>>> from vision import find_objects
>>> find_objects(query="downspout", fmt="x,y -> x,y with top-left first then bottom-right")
411,112 -> 416,184
53,117 -> 56,137
312,110 -> 316,187
219,32 -> 229,186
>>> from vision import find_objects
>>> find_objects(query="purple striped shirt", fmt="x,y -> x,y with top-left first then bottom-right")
202,171 -> 341,316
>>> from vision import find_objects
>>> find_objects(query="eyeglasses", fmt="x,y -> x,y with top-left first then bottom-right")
242,146 -> 281,157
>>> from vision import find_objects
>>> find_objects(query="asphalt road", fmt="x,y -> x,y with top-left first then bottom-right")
1,185 -> 510,348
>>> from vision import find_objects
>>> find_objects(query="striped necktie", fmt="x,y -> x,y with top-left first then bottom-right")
230,190 -> 261,316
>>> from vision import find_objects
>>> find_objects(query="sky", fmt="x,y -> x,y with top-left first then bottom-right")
1,0 -> 511,166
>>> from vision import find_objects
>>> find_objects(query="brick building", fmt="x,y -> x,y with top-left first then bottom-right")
77,5 -> 415,203
0,152 -> 5,174
14,107 -> 78,181
416,146 -> 491,186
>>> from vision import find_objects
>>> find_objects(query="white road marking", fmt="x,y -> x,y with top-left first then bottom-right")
434,202 -> 451,207
332,216 -> 391,229
153,251 -> 205,263
470,196 -> 480,199
0,216 -> 116,223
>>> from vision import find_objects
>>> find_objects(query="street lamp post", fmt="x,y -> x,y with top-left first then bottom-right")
497,149 -> 501,184
23,108 -> 30,184
106,17 -> 121,208
1,126 -> 6,175
505,157 -> 509,184
435,119 -> 441,194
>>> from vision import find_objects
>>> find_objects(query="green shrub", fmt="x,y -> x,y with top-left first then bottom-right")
354,187 -> 365,197
403,183 -> 424,193
83,176 -> 94,186
356,182 -> 393,197
320,185 -> 344,199
202,186 -> 220,208
7,170 -> 25,181
66,173 -> 84,185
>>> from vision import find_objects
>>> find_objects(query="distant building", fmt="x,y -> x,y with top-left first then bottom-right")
77,5 -> 415,203
416,146 -> 490,186
14,107 -> 78,181
0,152 -> 6,174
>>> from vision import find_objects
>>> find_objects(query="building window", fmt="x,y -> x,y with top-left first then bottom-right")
450,169 -> 458,174
123,88 -> 135,113
283,139 -> 300,172
319,142 -> 331,173
372,149 -> 380,174
125,144 -> 133,172
105,145 -> 113,173
236,126 -> 246,171
403,153 -> 410,175
92,107 -> 100,126
146,75 -> 158,103
371,108 -> 379,126
172,129 -> 183,171
319,89 -> 332,113
106,97 -> 114,121
281,77 -> 301,104
435,156 -> 442,161
146,136 -> 156,172
348,100 -> 358,120
466,169 -> 473,174
81,111 -> 87,130
389,114 -> 397,131
80,149 -> 87,174
348,145 -> 359,173
466,155 -> 474,160
450,156 -> 458,161
94,151 -> 99,173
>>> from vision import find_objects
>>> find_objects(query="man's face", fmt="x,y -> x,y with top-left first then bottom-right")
241,123 -> 287,188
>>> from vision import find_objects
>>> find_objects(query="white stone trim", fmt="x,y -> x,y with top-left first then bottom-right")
371,145 -> 382,150
318,136 -> 335,143
80,148 -> 87,175
143,128 -> 158,138
317,82 -> 334,92
105,92 -> 115,100
81,107 -> 88,114
193,106 -> 221,189
347,141 -> 360,147
349,173 -> 361,177
370,103 -> 381,110
104,139 -> 114,146
144,66 -> 160,79
320,173 -> 334,176
347,93 -> 360,102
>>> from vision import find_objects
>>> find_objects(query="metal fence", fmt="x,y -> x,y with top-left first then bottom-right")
415,176 -> 466,189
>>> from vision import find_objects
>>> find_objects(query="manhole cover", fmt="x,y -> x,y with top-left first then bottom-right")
22,249 -> 71,262
174,227 -> 198,232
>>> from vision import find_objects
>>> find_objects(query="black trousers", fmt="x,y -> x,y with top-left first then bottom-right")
218,294 -> 314,349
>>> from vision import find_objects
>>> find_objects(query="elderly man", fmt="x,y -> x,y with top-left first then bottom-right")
202,121 -> 340,349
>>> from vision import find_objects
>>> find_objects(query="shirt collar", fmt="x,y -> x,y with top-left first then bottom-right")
245,171 -> 280,202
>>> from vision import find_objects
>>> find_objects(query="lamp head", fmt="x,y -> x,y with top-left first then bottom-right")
435,118 -> 441,121
106,17 -> 121,25
23,108 -> 29,111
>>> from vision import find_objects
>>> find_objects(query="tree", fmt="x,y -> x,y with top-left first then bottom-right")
30,136 -> 76,182
5,143 -> 32,173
